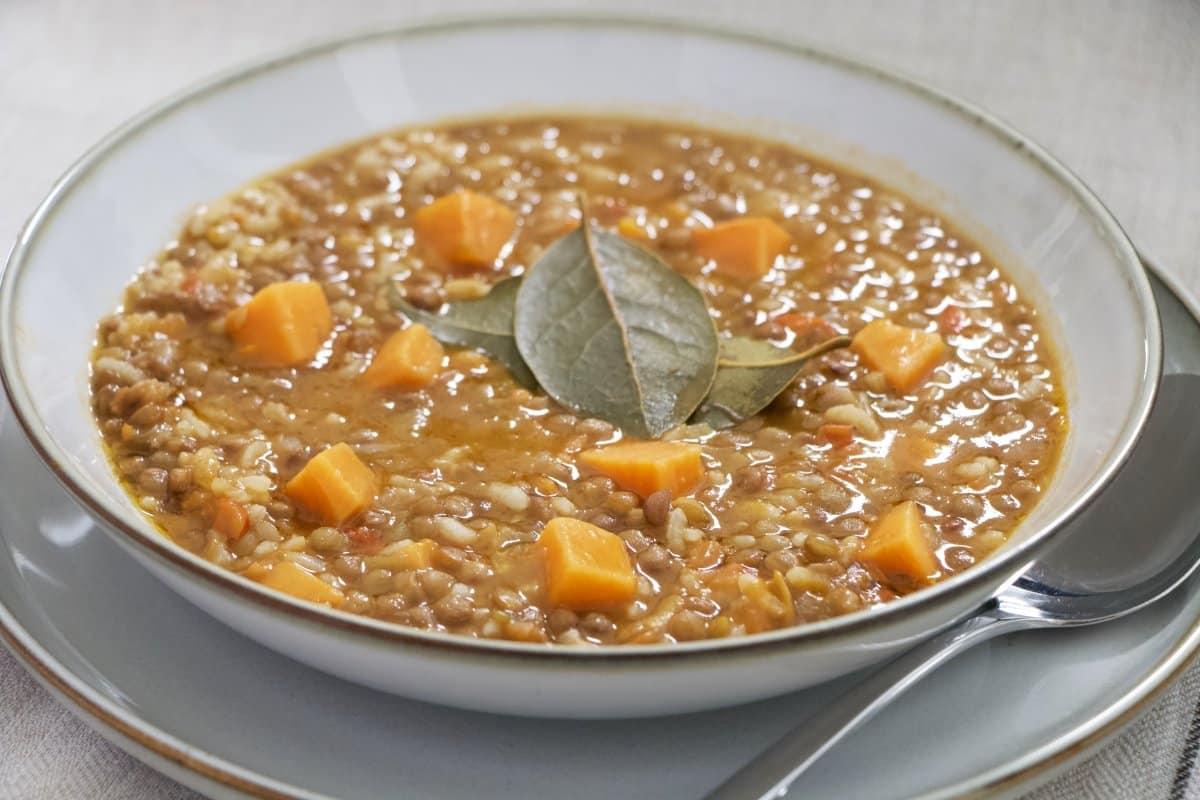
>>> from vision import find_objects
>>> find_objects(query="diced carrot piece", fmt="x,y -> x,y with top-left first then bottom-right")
776,312 -> 839,341
852,319 -> 947,393
285,443 -> 376,526
859,501 -> 939,583
414,190 -> 515,268
258,561 -> 345,606
578,441 -> 703,499
365,539 -> 436,571
359,324 -> 445,390
539,517 -> 637,610
225,281 -> 332,367
211,497 -> 249,539
937,306 -> 968,335
818,423 -> 855,447
692,217 -> 792,278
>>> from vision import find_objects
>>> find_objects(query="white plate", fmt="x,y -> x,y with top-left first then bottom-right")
1,263 -> 1195,799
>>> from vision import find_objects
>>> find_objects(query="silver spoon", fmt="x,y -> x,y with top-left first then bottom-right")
707,372 -> 1200,800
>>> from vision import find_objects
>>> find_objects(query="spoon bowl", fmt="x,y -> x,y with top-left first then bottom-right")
709,372 -> 1200,799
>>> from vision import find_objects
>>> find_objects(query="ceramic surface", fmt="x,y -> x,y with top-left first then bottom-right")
1,269 -> 1195,799
0,16 -> 1160,716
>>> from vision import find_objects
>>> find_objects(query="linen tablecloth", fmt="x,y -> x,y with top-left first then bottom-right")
2,1 -> 1198,797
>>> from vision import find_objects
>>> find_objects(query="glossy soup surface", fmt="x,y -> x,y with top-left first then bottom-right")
90,116 -> 1066,644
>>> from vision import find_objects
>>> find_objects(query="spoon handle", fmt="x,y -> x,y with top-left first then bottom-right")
704,610 -> 1032,800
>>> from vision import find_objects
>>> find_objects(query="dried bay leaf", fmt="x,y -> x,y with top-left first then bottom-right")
691,335 -> 852,429
390,217 -> 839,437
389,275 -> 537,389
514,223 -> 719,438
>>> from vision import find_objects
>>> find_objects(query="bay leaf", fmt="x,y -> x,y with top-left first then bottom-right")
691,335 -> 852,429
514,223 -> 719,438
389,275 -> 537,389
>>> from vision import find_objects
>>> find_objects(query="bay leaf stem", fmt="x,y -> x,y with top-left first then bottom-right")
717,335 -> 852,368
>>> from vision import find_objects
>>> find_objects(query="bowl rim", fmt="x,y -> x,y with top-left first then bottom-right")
0,11 -> 1162,662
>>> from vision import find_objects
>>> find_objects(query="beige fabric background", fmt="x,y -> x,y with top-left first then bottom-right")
1,1 -> 1198,797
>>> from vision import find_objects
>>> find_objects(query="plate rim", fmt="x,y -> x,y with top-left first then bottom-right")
0,10 -> 1164,661
0,251 -> 1193,800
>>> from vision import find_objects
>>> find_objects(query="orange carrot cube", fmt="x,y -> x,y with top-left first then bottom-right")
852,319 -> 947,393
858,501 -> 939,583
359,324 -> 445,390
258,561 -> 345,606
211,497 -> 250,539
692,217 -> 792,278
540,517 -> 637,610
285,443 -> 376,526
414,190 -> 515,268
225,281 -> 332,367
365,539 -> 436,571
578,441 -> 703,499
818,423 -> 855,448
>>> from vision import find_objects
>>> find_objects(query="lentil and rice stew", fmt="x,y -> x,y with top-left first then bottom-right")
90,115 -> 1066,645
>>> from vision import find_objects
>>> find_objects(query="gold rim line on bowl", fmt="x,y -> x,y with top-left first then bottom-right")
0,14 -> 1162,661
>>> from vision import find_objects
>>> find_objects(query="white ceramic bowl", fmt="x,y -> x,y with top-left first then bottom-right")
0,15 -> 1160,718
